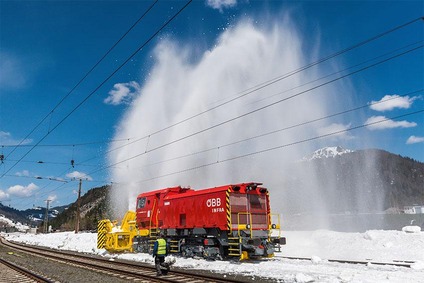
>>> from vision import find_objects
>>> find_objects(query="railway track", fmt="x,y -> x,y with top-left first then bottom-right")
0,237 -> 251,283
1,236 -> 415,283
0,257 -> 53,283
281,256 -> 413,268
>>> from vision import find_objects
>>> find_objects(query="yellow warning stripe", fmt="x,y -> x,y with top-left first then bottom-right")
97,220 -> 107,249
266,191 -> 271,230
226,187 -> 231,232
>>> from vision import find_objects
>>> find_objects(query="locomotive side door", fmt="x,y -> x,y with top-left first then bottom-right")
136,194 -> 160,229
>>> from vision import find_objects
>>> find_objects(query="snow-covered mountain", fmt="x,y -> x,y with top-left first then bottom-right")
288,148 -> 424,216
303,146 -> 354,161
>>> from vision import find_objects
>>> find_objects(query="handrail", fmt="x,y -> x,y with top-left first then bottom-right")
269,213 -> 281,238
237,212 -> 253,238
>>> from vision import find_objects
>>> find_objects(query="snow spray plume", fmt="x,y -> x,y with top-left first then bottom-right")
107,17 -> 383,229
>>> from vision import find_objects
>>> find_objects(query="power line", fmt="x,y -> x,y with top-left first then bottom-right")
4,15 -> 422,207
0,0 -> 193,179
3,174 -> 68,183
9,89 -> 423,180
5,45 -> 421,206
67,40 -> 424,170
25,160 -> 97,167
122,89 -> 424,172
74,17 -> 424,167
0,137 -> 132,148
3,15 -> 419,178
83,44 -> 423,178
98,16 -> 423,151
129,109 -> 424,184
248,40 -> 423,107
5,0 -> 158,159
12,91 -> 424,207
16,167 -> 78,209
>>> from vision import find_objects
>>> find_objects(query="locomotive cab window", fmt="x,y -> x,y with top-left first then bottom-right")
249,194 -> 266,210
137,197 -> 146,209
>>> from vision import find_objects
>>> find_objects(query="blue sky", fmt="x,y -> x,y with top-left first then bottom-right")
0,0 -> 423,211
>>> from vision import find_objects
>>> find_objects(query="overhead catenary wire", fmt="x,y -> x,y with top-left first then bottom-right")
127,109 -> 424,184
2,174 -> 68,183
81,44 -> 423,179
15,96 -> 424,206
5,0 -> 158,158
4,43 -> 422,209
0,137 -> 132,148
6,88 -> 422,186
3,159 -> 98,167
4,15 -> 422,209
122,89 -> 424,172
15,164 -> 105,209
95,16 -> 424,152
0,0 -> 193,179
2,15 -> 420,178
248,40 -> 424,106
58,40 -> 424,170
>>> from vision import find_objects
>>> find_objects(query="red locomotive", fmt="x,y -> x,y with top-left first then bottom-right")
133,182 -> 285,260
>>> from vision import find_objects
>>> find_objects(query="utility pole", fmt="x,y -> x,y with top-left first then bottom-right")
75,178 -> 82,234
44,199 -> 51,233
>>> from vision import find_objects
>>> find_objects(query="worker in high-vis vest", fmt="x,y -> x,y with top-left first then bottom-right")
153,232 -> 169,276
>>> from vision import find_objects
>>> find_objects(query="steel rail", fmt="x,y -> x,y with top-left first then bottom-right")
0,257 -> 54,283
1,237 -> 248,283
281,256 -> 413,268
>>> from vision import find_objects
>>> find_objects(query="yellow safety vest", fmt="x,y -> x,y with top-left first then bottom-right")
157,238 -> 167,255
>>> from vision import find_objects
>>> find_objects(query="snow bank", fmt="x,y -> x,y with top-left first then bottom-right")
3,229 -> 424,282
281,229 -> 424,262
402,225 -> 421,233
0,215 -> 29,232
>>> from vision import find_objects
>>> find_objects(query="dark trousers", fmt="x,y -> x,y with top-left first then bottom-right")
155,256 -> 166,275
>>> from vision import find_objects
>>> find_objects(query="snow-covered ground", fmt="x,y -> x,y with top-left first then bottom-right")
0,215 -> 29,232
3,227 -> 424,283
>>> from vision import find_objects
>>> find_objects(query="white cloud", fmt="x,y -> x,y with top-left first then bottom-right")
66,171 -> 93,181
0,131 -> 32,146
15,170 -> 30,177
0,190 -> 10,201
0,52 -> 28,90
104,81 -> 140,105
369,94 -> 419,112
316,123 -> 354,140
365,116 -> 417,130
7,183 -> 39,197
47,194 -> 57,202
406,136 -> 424,144
206,0 -> 237,11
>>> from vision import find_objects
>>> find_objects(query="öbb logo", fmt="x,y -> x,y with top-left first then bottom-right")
206,198 -> 221,207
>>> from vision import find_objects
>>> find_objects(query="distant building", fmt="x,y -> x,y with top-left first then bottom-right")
404,205 -> 424,214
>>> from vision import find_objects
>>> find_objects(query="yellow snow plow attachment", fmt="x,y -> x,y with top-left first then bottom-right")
97,210 -> 138,252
